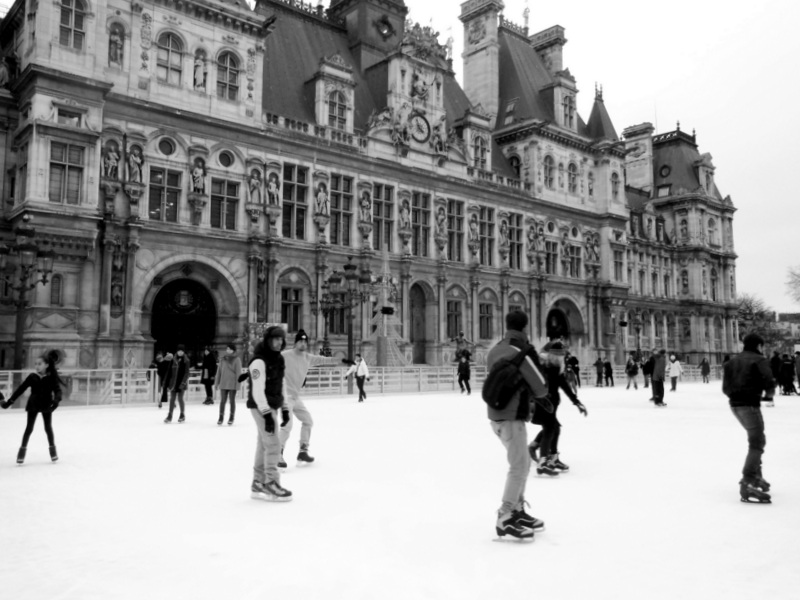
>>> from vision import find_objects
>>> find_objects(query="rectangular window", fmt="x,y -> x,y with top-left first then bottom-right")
638,271 -> 645,295
446,300 -> 462,341
280,288 -> 303,333
282,164 -> 308,240
478,206 -> 494,266
447,199 -> 464,263
18,145 -> 27,204
330,174 -> 353,247
148,168 -> 181,223
57,109 -> 82,127
479,303 -> 493,340
614,250 -> 624,282
210,179 -> 239,230
411,191 -> 430,257
545,241 -> 558,275
372,184 -> 394,252
569,245 -> 582,278
329,293 -> 347,335
508,213 -> 522,270
664,275 -> 671,298
48,142 -> 83,205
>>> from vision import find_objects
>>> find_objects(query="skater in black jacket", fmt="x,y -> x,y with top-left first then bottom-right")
456,355 -> 471,395
528,341 -> 587,476
1,350 -> 64,464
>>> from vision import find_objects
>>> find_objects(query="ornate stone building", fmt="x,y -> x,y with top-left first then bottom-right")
0,0 -> 738,369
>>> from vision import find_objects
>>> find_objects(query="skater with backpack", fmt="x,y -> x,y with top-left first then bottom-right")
483,310 -> 553,541
1,350 -> 64,464
722,333 -> 775,504
528,341 -> 588,477
248,326 -> 292,502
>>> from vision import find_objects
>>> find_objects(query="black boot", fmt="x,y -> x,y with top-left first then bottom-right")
49,446 -> 58,462
16,447 -> 26,465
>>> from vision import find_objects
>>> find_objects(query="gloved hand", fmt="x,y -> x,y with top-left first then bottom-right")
1,401 -> 10,410
280,408 -> 290,427
367,377 -> 371,382
263,411 -> 275,433
237,373 -> 249,383
575,401 -> 588,417
50,401 -> 60,412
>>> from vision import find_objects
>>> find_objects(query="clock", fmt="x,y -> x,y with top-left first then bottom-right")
375,16 -> 395,40
409,114 -> 431,143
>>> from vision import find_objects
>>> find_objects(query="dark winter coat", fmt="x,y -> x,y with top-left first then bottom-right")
594,359 -> 604,375
247,342 -> 285,410
566,355 -> 580,375
652,355 -> 667,382
5,373 -> 63,413
457,360 -> 471,379
485,330 -> 548,422
626,359 -> 639,376
534,363 -> 578,414
723,350 -> 776,407
700,361 -> 711,376
168,354 -> 191,391
603,361 -> 613,376
769,354 -> 781,378
780,359 -> 795,385
201,353 -> 218,383
642,356 -> 655,376
156,359 -> 171,388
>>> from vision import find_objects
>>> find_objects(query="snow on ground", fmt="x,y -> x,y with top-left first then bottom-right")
1,382 -> 799,600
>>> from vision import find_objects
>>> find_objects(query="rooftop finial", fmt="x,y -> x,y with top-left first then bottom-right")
446,26 -> 454,61
595,82 -> 603,101
523,0 -> 530,30
676,120 -> 681,131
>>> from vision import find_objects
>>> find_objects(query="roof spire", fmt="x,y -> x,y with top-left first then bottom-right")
595,82 -> 603,101
676,120 -> 681,131
523,0 -> 530,31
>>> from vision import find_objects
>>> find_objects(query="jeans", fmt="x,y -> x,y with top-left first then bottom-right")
356,376 -> 367,401
490,420 -> 530,514
279,396 -> 314,451
595,373 -> 603,386
643,374 -> 650,388
458,374 -> 471,394
532,408 -> 560,457
219,389 -> 236,420
652,380 -> 665,404
168,389 -> 185,417
730,405 -> 765,483
21,411 -> 55,447
203,381 -> 214,401
250,409 -> 281,484
626,375 -> 638,389
670,377 -> 678,391
605,374 -> 614,387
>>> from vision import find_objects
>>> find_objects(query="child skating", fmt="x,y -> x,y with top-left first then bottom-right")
457,355 -> 471,395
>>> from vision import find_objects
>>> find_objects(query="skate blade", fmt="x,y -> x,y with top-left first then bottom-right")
296,461 -> 314,467
741,497 -> 772,504
493,536 -> 534,544
265,495 -> 293,503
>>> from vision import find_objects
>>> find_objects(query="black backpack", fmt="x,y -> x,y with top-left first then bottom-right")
482,345 -> 530,410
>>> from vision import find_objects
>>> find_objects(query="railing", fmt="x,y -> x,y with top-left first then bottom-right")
580,365 -> 724,387
303,366 -> 488,396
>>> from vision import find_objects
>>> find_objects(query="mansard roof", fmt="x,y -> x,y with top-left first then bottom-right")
586,93 -> 618,141
652,129 -> 723,200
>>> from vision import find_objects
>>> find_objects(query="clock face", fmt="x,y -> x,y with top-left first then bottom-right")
410,115 -> 431,143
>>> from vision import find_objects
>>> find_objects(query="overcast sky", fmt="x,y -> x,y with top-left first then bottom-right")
392,0 -> 800,313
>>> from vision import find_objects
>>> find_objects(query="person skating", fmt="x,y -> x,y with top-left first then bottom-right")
603,358 -> 614,387
667,354 -> 682,392
485,310 -> 551,541
157,351 -> 173,409
165,345 -> 191,424
593,357 -> 604,387
1,350 -> 64,464
528,341 -> 588,477
722,333 -> 776,504
700,358 -> 711,384
651,350 -> 667,406
565,352 -> 581,388
281,330 -> 354,466
625,352 -> 639,390
345,354 -> 371,403
456,354 -> 471,395
642,353 -> 655,390
201,347 -> 218,405
214,343 -> 242,425
248,326 -> 292,501
779,354 -> 796,395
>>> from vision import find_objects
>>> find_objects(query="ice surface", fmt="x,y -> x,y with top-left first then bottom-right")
2,383 -> 799,600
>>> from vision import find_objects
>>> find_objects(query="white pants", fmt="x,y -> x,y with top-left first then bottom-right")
279,396 -> 314,451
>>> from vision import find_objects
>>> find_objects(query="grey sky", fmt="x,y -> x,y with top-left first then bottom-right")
399,0 -> 800,313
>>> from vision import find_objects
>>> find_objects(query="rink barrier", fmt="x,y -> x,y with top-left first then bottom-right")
0,364 -> 725,407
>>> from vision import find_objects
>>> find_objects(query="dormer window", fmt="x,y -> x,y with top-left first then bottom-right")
562,95 -> 575,129
216,52 -> 240,101
567,162 -> 578,193
328,91 -> 347,130
544,155 -> 555,189
472,136 -> 488,170
59,0 -> 86,50
611,171 -> 620,199
509,155 -> 521,179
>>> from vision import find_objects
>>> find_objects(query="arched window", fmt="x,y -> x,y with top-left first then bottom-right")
711,268 -> 718,302
611,172 -> 620,199
567,162 -> 578,193
472,136 -> 487,170
60,0 -> 86,50
50,275 -> 63,306
543,155 -> 554,189
216,52 -> 239,100
327,91 -> 347,130
509,155 -> 521,179
157,33 -> 183,85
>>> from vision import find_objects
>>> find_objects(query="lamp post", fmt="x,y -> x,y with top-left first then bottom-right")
633,310 -> 643,362
0,214 -> 55,370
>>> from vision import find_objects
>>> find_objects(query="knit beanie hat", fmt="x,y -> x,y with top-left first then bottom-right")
295,329 -> 309,344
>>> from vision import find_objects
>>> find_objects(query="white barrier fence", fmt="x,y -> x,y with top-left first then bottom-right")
0,366 -> 490,407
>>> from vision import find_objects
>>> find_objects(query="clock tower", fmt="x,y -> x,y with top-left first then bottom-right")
329,0 -> 409,70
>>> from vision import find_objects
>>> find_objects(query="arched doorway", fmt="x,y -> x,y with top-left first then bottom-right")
151,279 -> 217,365
546,298 -> 585,344
546,308 -> 570,340
409,283 -> 427,364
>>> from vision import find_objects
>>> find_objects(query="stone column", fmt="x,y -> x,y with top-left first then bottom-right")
500,271 -> 510,328
437,269 -> 447,345
247,253 -> 260,325
98,237 -> 116,337
265,242 -> 280,324
470,271 -> 480,346
527,277 -> 537,342
662,314 -> 669,352
400,257 -> 411,340
649,312 -> 656,350
585,290 -> 593,349
122,236 -> 140,338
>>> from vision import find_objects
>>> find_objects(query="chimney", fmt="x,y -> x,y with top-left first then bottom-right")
459,0 -> 504,125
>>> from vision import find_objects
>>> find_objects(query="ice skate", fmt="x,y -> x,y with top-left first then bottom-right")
740,481 -> 771,504
262,480 -> 293,502
16,447 -> 26,465
297,446 -> 315,465
527,441 -> 539,462
178,414 -> 185,423
217,417 -> 223,426
227,417 -> 234,426
164,416 -> 172,424
754,477 -> 771,492
536,457 -> 560,477
49,446 -> 58,462
494,511 -> 534,542
512,504 -> 545,532
550,453 -> 569,473
250,480 -> 269,500
278,453 -> 288,470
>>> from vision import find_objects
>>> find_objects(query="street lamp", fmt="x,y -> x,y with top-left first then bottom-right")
0,214 -> 55,369
632,310 -> 643,362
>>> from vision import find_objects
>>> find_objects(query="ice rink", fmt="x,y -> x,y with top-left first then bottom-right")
1,381 -> 799,600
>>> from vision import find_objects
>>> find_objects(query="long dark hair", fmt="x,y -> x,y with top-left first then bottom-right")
41,350 -> 65,386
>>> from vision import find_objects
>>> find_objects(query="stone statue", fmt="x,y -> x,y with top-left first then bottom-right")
499,220 -> 509,248
248,170 -> 263,204
359,191 -> 372,222
435,206 -> 447,237
127,146 -> 143,183
315,182 -> 329,215
191,158 -> 206,193
468,214 -> 479,242
0,57 -> 9,88
399,199 -> 411,230
104,145 -> 120,179
430,115 -> 447,154
111,279 -> 124,308
108,26 -> 124,68
194,52 -> 207,91
266,173 -> 280,205
680,219 -> 688,239
411,71 -> 429,101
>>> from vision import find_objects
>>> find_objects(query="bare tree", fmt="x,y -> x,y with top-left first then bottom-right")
737,292 -> 789,351
787,265 -> 800,305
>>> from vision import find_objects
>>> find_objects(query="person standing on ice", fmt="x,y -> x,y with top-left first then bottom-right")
651,350 -> 667,407
593,356 -> 604,387
345,354 -> 370,403
485,310 -> 551,541
642,353 -> 655,389
164,345 -> 190,424
625,352 -> 639,390
603,357 -> 614,387
248,326 -> 292,501
281,329 -> 354,466
214,342 -> 242,426
700,357 -> 711,384
528,341 -> 587,477
1,350 -> 64,464
723,333 -> 775,504
456,354 -> 471,395
667,354 -> 683,392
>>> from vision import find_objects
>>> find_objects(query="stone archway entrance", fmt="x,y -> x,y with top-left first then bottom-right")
409,283 -> 427,364
151,278 -> 217,365
546,298 -> 585,344
546,308 -> 571,340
